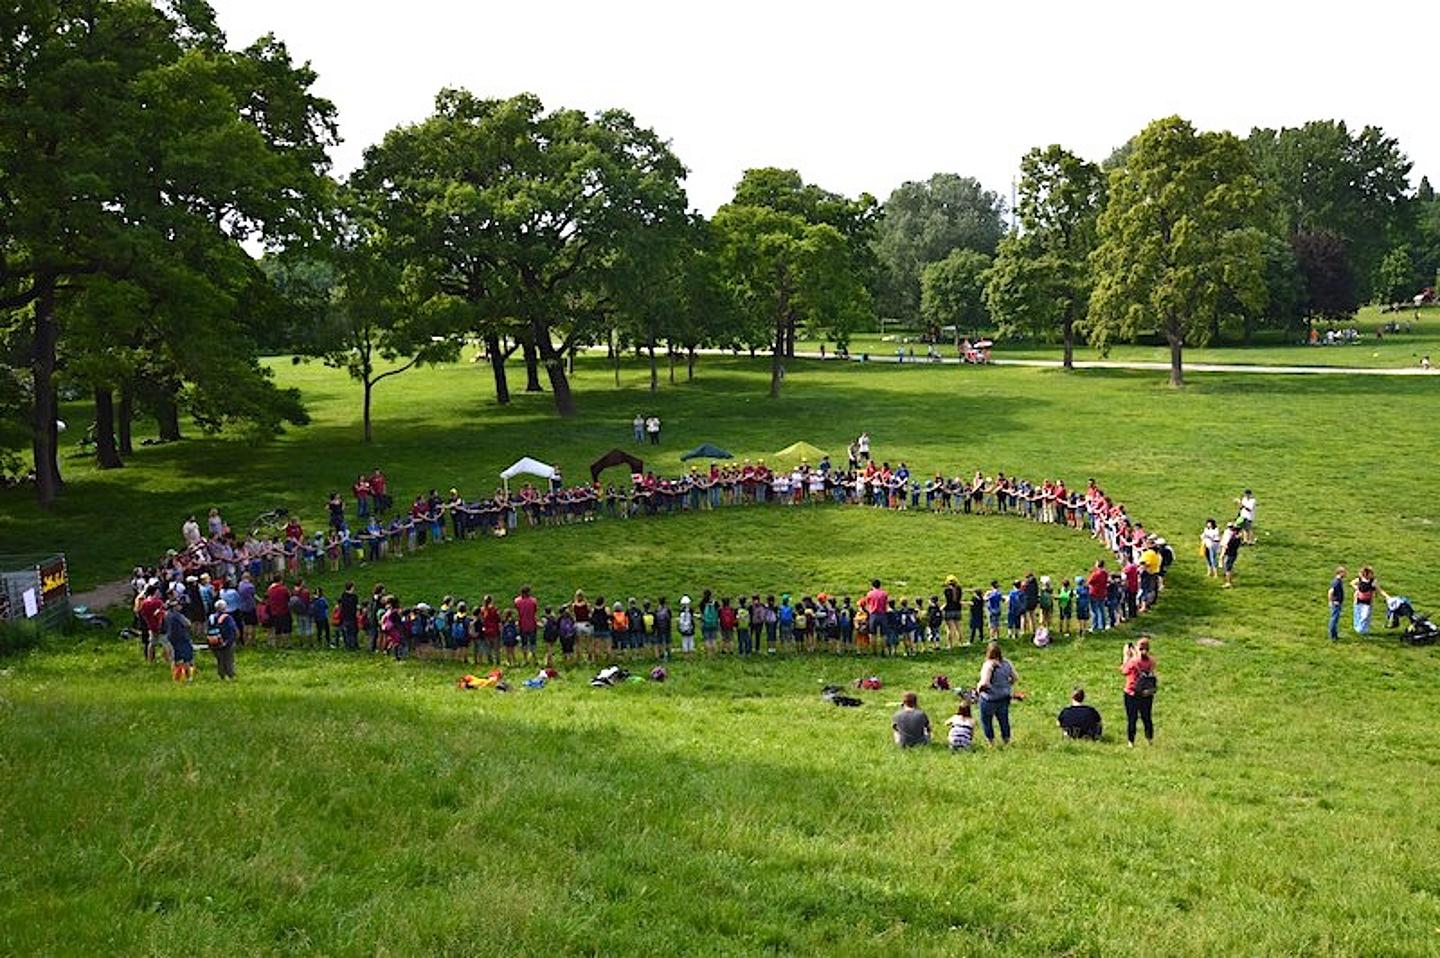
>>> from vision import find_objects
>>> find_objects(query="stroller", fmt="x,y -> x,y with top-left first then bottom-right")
1388,596 -> 1438,645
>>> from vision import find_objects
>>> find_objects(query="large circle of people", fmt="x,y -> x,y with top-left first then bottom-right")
134,444 -> 1180,683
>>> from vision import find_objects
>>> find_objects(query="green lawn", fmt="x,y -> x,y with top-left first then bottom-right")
3,349 -> 1440,955
834,304 -> 1440,368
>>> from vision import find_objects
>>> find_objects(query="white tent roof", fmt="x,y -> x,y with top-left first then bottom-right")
500,456 -> 558,481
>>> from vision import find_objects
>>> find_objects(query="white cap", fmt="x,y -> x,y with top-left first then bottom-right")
680,595 -> 691,605
1041,575 -> 1051,587
213,599 -> 228,612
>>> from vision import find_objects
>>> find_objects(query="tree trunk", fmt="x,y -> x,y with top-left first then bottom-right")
784,318 -> 797,358
668,341 -> 676,384
648,343 -> 658,393
156,391 -> 182,441
535,325 -> 577,417
484,333 -> 510,405
522,336 -> 543,392
93,387 -> 123,469
362,377 -> 374,443
1167,324 -> 1185,388
687,347 -> 696,381
770,312 -> 785,398
117,380 -> 134,455
31,279 -> 62,507
1062,316 -> 1076,370
611,327 -> 620,387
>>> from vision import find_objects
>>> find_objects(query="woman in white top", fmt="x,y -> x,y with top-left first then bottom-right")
1200,518 -> 1221,577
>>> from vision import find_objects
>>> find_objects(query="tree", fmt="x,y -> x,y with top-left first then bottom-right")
921,249 -> 991,343
355,90 -> 689,418
1088,116 -> 1266,387
875,174 -> 1006,322
1246,121 -> 1413,300
984,146 -> 1105,368
713,205 -> 868,398
0,2 -> 336,506
1373,244 -> 1419,304
1291,230 -> 1357,333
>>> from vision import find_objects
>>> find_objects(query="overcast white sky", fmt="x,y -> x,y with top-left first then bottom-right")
211,0 -> 1437,213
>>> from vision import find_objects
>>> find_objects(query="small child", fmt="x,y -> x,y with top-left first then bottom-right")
926,596 -> 942,647
501,610 -> 519,665
1006,580 -> 1024,639
946,701 -> 975,751
1074,573 -> 1091,636
1057,579 -> 1074,637
985,581 -> 1003,640
542,606 -> 560,667
311,587 -> 331,648
968,592 -> 984,645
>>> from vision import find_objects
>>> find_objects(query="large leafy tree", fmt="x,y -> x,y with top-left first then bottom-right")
875,174 -> 1006,322
0,1 -> 336,505
1291,230 -> 1358,333
1088,116 -> 1267,387
1246,121 -> 1413,300
920,249 -> 991,343
713,204 -> 868,398
984,146 -> 1105,368
355,90 -> 689,417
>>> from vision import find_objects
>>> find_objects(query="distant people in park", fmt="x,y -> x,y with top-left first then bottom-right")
946,700 -> 975,751
1200,518 -> 1221,577
633,413 -> 645,443
1328,565 -> 1347,641
1057,687 -> 1103,740
1220,523 -> 1243,588
892,690 -> 931,747
182,515 -> 202,546
1120,639 -> 1157,746
1422,355 -> 1432,370
1351,566 -> 1386,635
856,431 -> 871,461
353,473 -> 372,517
976,642 -> 1019,746
645,415 -> 661,445
1235,489 -> 1257,544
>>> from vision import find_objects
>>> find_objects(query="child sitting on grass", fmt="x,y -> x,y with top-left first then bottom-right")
946,701 -> 975,751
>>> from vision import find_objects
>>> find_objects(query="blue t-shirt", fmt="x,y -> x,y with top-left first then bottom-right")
986,590 -> 1002,613
1007,589 -> 1024,619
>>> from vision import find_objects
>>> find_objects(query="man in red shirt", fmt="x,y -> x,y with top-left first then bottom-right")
266,577 -> 292,642
1086,561 -> 1110,633
138,586 -> 167,663
370,468 -> 389,513
864,578 -> 890,636
353,474 -> 372,518
514,585 -> 539,664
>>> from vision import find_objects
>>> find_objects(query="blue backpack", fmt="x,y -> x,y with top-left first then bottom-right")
451,617 -> 467,642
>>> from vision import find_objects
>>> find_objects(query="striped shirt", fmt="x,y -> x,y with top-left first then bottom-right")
947,716 -> 975,750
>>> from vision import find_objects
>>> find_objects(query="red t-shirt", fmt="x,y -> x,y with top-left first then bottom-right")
481,606 -> 500,637
1123,563 -> 1140,591
370,472 -> 387,495
1122,655 -> 1155,695
1086,568 -> 1109,600
139,595 -> 166,631
514,595 -> 538,633
266,582 -> 291,617
864,587 -> 890,615
719,606 -> 737,629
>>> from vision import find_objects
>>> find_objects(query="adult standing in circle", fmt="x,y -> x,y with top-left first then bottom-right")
863,579 -> 889,645
338,581 -> 360,650
572,590 -> 593,661
1350,566 -> 1387,635
942,575 -> 964,648
976,642 -> 1018,746
1327,566 -> 1346,642
208,598 -> 239,680
514,585 -> 539,664
1120,638 -> 1157,746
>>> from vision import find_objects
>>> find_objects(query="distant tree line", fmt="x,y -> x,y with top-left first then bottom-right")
4,2 -> 1438,504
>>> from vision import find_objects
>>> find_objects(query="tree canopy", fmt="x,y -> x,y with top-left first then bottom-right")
1088,116 -> 1267,387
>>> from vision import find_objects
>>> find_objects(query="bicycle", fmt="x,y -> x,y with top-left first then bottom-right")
250,507 -> 290,540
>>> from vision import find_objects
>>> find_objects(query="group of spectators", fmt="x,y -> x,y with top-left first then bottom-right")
892,638 -> 1159,749
1198,490 -> 1256,588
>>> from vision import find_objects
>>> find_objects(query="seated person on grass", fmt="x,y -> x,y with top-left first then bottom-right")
893,691 -> 931,747
1057,687 -> 1103,740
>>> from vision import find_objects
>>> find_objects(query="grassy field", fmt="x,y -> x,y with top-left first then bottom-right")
834,304 -> 1440,368
3,347 -> 1440,955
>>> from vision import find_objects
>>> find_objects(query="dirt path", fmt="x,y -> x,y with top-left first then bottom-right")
70,578 -> 133,612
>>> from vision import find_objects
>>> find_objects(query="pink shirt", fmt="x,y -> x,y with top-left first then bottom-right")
514,595 -> 538,632
864,587 -> 890,615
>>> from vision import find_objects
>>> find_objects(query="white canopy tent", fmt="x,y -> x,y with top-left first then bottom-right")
500,456 -> 558,491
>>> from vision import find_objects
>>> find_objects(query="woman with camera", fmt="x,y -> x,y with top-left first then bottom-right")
1120,638 -> 1158,746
